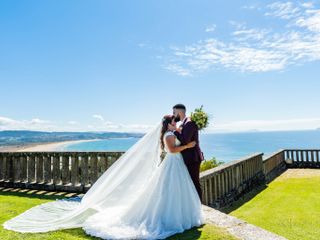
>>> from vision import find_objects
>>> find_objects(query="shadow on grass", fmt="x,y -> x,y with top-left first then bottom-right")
0,187 -> 82,200
0,188 -> 237,240
220,169 -> 291,214
167,225 -> 203,240
58,228 -> 101,240
0,187 -> 203,240
219,183 -> 268,214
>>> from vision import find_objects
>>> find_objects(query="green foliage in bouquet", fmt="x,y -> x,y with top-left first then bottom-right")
190,105 -> 209,130
200,157 -> 224,172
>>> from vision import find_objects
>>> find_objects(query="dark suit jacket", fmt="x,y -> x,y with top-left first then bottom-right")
174,118 -> 204,165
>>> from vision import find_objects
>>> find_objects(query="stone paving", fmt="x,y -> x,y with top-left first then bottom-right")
202,205 -> 288,240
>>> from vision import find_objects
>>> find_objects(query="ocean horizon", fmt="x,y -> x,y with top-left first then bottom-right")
60,129 -> 320,163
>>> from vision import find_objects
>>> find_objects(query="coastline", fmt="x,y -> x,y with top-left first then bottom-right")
0,139 -> 99,152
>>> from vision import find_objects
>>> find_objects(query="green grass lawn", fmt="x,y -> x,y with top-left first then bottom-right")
0,189 -> 238,240
221,170 -> 320,240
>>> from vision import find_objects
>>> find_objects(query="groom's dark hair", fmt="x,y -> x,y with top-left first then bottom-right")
173,104 -> 186,110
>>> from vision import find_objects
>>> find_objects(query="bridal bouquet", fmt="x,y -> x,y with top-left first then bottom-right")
190,105 -> 209,130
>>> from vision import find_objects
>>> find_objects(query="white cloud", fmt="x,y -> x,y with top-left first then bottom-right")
92,115 -> 115,126
0,116 -> 153,133
78,121 -> 154,133
164,64 -> 192,76
92,114 -> 104,121
242,5 -> 258,10
296,9 -> 320,32
0,116 -> 56,131
301,2 -> 314,9
68,121 -> 79,125
265,2 -> 300,19
232,27 -> 270,41
165,1 -> 320,75
1,115 -> 319,134
29,118 -> 50,124
205,24 -> 216,32
92,115 -> 119,128
207,117 -> 320,133
91,114 -> 153,132
0,116 -> 17,126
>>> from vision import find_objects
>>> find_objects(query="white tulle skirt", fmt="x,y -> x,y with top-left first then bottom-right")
3,151 -> 204,239
82,152 -> 204,239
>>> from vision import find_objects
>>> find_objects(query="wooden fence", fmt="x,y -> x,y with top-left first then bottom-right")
200,148 -> 320,207
0,149 -> 319,207
0,152 -> 124,192
262,150 -> 286,182
284,149 -> 320,168
200,153 -> 265,207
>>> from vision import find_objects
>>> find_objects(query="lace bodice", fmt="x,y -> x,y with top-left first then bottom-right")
163,131 -> 181,153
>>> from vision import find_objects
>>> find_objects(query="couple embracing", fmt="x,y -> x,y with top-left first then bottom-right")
4,103 -> 205,239
163,103 -> 204,201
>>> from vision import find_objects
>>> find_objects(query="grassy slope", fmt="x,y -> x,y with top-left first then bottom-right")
222,174 -> 320,240
0,190 -> 238,240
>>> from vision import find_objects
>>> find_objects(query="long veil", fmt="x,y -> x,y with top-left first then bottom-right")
3,122 -> 163,233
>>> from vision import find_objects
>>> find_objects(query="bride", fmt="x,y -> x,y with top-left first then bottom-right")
3,115 -> 204,239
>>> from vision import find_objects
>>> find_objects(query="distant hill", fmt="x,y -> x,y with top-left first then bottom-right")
0,130 -> 143,146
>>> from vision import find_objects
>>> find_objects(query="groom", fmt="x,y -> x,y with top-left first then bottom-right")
169,104 -> 204,202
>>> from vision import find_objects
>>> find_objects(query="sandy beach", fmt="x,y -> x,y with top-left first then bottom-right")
0,139 -> 99,152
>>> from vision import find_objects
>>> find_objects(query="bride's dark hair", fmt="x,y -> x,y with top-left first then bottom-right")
160,115 -> 174,150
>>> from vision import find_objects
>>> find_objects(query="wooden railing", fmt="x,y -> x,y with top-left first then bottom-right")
1,149 -> 319,208
200,153 -> 264,207
0,152 -> 124,192
284,149 -> 320,167
200,148 -> 320,207
262,150 -> 286,182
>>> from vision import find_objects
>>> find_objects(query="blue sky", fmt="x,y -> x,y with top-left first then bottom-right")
0,0 -> 319,133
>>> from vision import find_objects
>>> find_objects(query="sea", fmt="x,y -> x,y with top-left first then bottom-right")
61,130 -> 320,163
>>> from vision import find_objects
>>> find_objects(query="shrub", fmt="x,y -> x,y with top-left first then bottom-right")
200,157 -> 224,172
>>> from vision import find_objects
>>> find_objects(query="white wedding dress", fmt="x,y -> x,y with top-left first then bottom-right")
3,123 -> 204,239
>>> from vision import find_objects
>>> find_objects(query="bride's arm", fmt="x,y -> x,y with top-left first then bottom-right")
165,135 -> 196,153
174,121 -> 196,145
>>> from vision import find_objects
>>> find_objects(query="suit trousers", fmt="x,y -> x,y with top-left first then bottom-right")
185,162 -> 202,202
